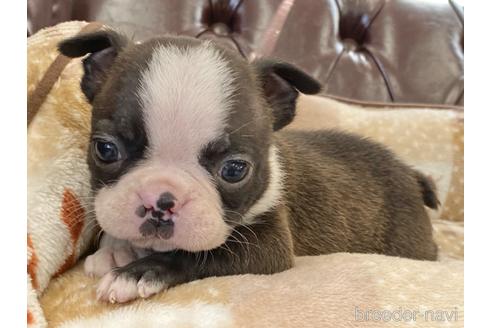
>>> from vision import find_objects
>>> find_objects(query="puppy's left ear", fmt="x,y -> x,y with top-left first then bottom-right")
254,59 -> 321,131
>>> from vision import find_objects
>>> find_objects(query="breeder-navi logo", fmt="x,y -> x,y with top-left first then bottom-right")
354,306 -> 459,323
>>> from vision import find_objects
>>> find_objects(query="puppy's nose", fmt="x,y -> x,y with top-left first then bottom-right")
137,188 -> 178,214
136,189 -> 177,239
157,192 -> 176,211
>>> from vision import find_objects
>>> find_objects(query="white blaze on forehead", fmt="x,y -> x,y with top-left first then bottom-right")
138,42 -> 236,162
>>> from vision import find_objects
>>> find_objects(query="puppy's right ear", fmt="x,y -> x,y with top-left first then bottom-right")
58,30 -> 129,102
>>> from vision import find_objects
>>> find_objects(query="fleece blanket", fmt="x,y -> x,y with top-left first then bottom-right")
42,254 -> 463,328
28,21 -> 464,327
28,21 -> 97,327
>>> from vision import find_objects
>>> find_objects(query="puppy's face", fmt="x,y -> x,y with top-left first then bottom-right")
59,31 -> 320,252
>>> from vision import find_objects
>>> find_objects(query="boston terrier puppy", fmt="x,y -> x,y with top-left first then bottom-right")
59,29 -> 438,303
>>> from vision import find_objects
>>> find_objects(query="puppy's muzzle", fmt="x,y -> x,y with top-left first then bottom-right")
136,191 -> 178,239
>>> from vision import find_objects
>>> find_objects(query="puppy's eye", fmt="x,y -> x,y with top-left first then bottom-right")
94,139 -> 121,163
220,160 -> 249,183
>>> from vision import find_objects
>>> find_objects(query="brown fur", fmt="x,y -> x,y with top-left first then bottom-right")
278,130 -> 437,260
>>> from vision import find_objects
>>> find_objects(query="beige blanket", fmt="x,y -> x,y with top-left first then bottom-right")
42,254 -> 463,328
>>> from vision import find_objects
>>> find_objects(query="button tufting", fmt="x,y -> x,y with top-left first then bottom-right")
200,0 -> 241,35
41,0 -> 462,106
339,12 -> 371,46
52,1 -> 60,18
212,22 -> 231,36
342,38 -> 360,52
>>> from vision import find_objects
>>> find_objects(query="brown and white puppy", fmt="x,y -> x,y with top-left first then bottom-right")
59,30 -> 438,303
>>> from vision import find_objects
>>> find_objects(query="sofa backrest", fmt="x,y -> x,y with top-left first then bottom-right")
28,0 -> 464,106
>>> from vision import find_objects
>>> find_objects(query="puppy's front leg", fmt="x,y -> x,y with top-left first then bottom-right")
85,233 -> 149,278
97,213 -> 294,303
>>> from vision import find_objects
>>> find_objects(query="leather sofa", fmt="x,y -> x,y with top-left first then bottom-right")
28,0 -> 464,105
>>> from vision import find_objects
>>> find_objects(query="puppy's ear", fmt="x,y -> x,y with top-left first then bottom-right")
58,30 -> 129,102
254,59 -> 321,131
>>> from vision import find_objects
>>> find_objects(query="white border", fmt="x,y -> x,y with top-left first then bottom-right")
465,1 -> 492,326
1,1 -> 27,326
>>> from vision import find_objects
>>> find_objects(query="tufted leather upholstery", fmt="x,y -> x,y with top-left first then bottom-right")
27,0 -> 74,37
28,0 -> 464,105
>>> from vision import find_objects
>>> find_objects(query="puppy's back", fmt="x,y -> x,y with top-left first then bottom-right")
276,130 -> 438,260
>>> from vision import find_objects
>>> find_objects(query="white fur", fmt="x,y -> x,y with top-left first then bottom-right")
84,247 -> 115,278
138,42 -> 236,163
84,234 -> 143,278
60,302 -> 233,328
96,270 -> 168,303
137,278 -> 167,298
97,272 -> 140,303
243,145 -> 284,223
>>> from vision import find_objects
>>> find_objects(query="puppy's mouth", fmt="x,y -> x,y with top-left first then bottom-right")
139,217 -> 174,239
127,220 -> 178,252
137,208 -> 175,240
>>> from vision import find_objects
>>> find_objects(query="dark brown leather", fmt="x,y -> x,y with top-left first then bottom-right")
28,0 -> 464,106
27,0 -> 74,36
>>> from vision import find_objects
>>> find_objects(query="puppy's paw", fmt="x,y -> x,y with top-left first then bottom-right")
137,270 -> 168,298
84,246 -> 136,278
96,270 -> 168,303
96,272 -> 138,303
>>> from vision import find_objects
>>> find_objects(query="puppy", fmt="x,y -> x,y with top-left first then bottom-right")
59,29 -> 438,303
